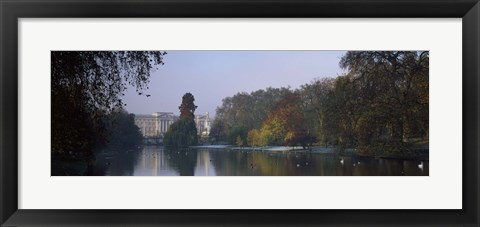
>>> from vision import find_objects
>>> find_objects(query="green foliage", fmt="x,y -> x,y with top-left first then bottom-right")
229,125 -> 247,146
260,92 -> 307,146
298,78 -> 335,143
319,51 -> 429,155
210,87 -> 291,144
51,51 -> 166,160
214,89 -> 313,147
164,93 -> 199,148
104,109 -> 143,149
209,118 -> 228,143
51,85 -> 105,160
211,51 -> 428,157
51,108 -> 143,176
164,118 -> 198,148
231,91 -> 315,148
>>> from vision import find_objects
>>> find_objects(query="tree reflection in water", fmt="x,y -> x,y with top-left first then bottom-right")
164,148 -> 198,176
94,147 -> 428,176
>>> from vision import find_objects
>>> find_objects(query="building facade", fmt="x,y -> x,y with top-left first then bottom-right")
195,112 -> 211,137
134,112 -> 177,137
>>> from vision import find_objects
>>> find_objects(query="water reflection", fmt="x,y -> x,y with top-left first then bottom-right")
91,147 -> 140,176
95,146 -> 429,176
195,150 -> 217,176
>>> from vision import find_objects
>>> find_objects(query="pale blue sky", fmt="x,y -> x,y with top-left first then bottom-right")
123,51 -> 346,116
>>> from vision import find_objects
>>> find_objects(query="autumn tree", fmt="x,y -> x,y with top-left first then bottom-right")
247,129 -> 261,147
210,87 -> 290,144
235,136 -> 244,147
260,91 -> 312,147
210,51 -> 428,156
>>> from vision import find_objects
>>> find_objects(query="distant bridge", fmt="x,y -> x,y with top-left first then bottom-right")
143,136 -> 163,145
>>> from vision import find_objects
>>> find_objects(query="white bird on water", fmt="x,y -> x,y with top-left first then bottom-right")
340,158 -> 344,165
418,161 -> 424,169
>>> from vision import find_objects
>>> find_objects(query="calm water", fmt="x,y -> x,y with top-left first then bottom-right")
93,146 -> 428,176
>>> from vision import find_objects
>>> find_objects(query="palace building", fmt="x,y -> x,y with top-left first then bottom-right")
134,112 -> 177,137
134,111 -> 212,138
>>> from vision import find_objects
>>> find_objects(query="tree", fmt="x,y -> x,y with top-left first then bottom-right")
103,108 -> 143,149
284,131 -> 317,149
164,93 -> 199,148
258,127 -> 273,147
298,78 -> 335,145
163,118 -> 198,148
209,118 -> 228,144
235,136 -> 244,147
260,91 -> 308,146
179,92 -> 197,119
51,51 -> 166,159
247,129 -> 261,147
323,75 -> 361,150
338,51 -> 429,155
210,87 -> 291,144
229,125 -> 247,146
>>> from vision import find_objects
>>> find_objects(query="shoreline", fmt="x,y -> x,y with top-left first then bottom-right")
189,145 -> 429,161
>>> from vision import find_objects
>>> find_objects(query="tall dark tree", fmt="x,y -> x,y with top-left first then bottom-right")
179,92 -> 197,119
164,93 -> 199,148
51,51 -> 166,159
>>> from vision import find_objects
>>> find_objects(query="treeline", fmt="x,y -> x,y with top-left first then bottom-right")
51,51 -> 165,162
104,109 -> 144,149
210,51 -> 429,157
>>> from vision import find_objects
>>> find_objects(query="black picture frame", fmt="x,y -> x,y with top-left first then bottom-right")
1,0 -> 479,226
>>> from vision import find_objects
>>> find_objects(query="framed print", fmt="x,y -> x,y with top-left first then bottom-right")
1,0 -> 479,226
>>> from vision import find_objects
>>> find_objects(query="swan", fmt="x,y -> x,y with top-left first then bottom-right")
340,159 -> 344,165
418,161 -> 424,169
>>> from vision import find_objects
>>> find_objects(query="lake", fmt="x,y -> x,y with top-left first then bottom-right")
92,146 -> 429,176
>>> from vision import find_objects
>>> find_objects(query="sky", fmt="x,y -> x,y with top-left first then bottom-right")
123,51 -> 347,117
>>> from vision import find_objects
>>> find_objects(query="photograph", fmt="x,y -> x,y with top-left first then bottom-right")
51,50 -> 429,176
2,0 -> 477,225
